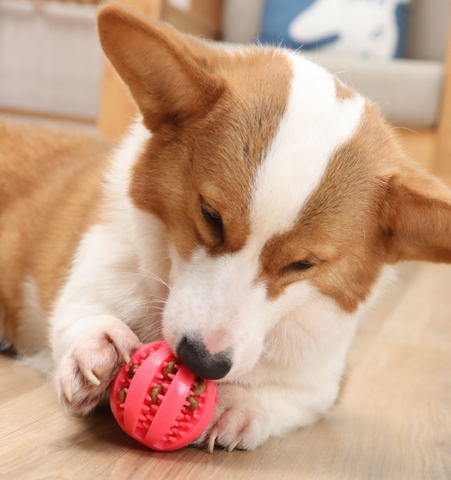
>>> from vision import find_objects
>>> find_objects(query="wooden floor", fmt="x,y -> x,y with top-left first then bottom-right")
1,129 -> 451,479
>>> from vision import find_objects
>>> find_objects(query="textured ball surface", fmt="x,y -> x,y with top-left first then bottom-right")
110,341 -> 219,451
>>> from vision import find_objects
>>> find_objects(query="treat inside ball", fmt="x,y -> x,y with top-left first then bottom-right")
110,340 -> 219,451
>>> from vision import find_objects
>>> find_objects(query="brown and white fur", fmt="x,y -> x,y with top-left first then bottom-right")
2,5 -> 451,452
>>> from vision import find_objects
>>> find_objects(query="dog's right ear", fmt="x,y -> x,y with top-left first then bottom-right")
380,163 -> 451,265
97,5 -> 225,131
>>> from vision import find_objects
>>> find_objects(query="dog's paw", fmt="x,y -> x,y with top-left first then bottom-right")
55,323 -> 141,415
195,384 -> 270,452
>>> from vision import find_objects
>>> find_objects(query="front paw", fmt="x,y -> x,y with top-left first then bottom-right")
196,384 -> 270,452
56,323 -> 141,415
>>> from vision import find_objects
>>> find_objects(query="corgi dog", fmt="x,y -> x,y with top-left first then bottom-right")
1,4 -> 451,453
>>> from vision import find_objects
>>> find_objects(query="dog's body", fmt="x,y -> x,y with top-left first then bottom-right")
2,5 -> 451,452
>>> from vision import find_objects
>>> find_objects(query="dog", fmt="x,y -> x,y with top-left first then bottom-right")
1,4 -> 451,453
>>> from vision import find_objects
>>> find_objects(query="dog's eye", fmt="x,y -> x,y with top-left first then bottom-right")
201,202 -> 224,244
281,260 -> 313,274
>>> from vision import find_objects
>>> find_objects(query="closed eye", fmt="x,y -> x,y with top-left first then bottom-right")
280,260 -> 314,275
201,198 -> 224,244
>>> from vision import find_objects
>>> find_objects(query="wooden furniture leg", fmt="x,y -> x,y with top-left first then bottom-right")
435,10 -> 451,177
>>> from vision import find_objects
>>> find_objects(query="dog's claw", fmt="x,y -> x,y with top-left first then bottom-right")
227,440 -> 239,452
121,351 -> 131,365
63,381 -> 73,403
208,430 -> 218,453
82,368 -> 101,386
92,366 -> 107,381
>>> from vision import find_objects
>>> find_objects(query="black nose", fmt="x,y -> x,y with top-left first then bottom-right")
176,335 -> 232,380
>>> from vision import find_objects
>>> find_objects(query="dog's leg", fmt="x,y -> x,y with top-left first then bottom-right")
49,223 -> 165,415
195,382 -> 331,452
195,383 -> 271,452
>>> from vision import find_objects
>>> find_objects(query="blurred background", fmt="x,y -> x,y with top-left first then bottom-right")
1,0 -> 451,179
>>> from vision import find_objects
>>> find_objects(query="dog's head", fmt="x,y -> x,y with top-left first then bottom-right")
98,6 -> 451,382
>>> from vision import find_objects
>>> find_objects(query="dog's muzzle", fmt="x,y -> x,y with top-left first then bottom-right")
176,334 -> 232,380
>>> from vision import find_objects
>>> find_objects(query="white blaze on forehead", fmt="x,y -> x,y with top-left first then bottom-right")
250,51 -> 365,240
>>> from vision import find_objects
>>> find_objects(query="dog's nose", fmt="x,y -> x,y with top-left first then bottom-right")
176,335 -> 232,380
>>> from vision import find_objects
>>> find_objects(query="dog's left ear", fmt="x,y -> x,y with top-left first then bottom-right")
381,164 -> 451,264
97,4 -> 225,131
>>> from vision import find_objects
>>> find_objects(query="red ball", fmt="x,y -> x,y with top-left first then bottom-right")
110,341 -> 219,451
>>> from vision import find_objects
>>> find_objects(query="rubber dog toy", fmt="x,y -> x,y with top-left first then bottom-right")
110,340 -> 219,451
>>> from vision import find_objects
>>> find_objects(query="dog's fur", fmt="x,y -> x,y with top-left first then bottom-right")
1,5 -> 451,452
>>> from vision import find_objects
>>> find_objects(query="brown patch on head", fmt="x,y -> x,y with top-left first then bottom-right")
258,102 -> 391,311
98,6 -> 294,259
259,100 -> 451,313
130,48 -> 293,258
334,77 -> 356,101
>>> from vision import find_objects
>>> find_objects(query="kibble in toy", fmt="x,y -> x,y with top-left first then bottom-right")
110,340 -> 219,451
